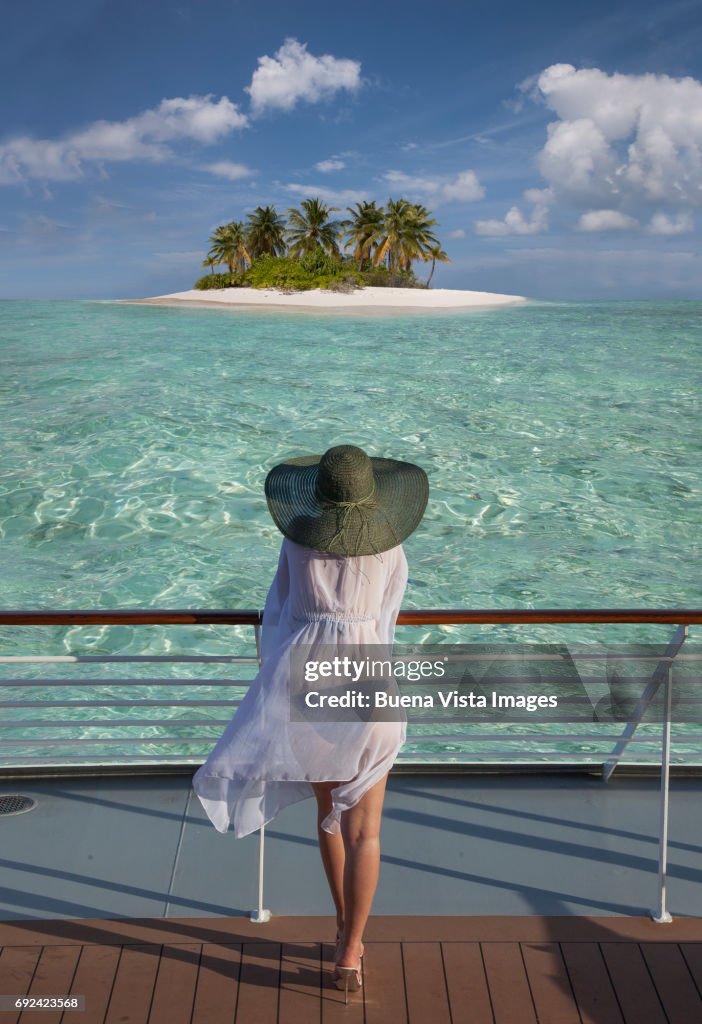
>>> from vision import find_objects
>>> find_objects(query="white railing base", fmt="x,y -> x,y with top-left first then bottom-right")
249,909 -> 272,922
650,909 -> 673,924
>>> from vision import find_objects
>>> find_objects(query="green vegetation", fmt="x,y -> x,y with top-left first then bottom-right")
194,196 -> 451,291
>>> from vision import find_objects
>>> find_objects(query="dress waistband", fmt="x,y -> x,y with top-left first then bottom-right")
292,611 -> 375,623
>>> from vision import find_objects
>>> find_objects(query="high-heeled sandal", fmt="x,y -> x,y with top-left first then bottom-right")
333,963 -> 362,1004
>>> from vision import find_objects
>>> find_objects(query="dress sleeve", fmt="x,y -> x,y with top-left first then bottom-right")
378,545 -> 409,646
260,539 -> 290,664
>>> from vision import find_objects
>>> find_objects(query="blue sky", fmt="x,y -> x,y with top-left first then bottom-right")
1,0 -> 701,299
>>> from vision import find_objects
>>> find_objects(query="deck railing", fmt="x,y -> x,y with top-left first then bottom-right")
1,607 -> 701,924
0,608 -> 699,769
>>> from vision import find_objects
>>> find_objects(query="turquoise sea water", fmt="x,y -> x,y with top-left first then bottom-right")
1,298 -> 701,764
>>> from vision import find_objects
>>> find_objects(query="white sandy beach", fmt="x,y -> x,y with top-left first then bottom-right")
130,286 -> 527,310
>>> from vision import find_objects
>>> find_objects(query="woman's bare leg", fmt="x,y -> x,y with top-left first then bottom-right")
311,781 -> 345,930
336,772 -> 389,969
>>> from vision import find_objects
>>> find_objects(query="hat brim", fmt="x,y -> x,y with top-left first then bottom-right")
264,454 -> 429,556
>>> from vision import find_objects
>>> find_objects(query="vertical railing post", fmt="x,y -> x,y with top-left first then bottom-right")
249,619 -> 271,922
250,821 -> 271,923
651,661 -> 674,923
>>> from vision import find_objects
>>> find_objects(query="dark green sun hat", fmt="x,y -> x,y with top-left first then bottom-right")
264,444 -> 429,557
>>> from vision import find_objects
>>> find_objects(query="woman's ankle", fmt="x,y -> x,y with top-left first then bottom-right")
336,938 -> 363,964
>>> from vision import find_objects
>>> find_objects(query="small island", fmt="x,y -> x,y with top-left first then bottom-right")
133,196 -> 527,311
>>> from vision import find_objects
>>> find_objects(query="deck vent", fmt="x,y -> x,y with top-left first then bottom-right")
0,795 -> 37,816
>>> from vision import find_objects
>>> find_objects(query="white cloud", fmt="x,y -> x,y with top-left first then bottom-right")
246,38 -> 362,115
648,211 -> 694,235
441,170 -> 485,202
204,161 -> 256,180
447,228 -> 466,238
0,95 -> 247,184
475,207 -> 546,236
382,168 -> 484,204
474,187 -> 552,236
315,158 -> 346,172
478,66 -> 702,237
117,95 -> 246,144
283,183 -> 369,205
535,64 -> 702,208
523,187 -> 553,205
578,209 -> 639,231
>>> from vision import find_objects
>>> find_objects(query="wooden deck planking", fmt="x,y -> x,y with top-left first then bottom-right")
481,941 -> 538,1024
12,945 -> 81,1024
5,913 -> 702,946
599,943 -> 668,1024
62,945 -> 121,1024
278,943 -> 321,1024
639,942 -> 702,1023
680,941 -> 702,992
147,943 -> 200,1024
102,944 -> 161,1024
0,916 -> 701,1024
520,942 -> 581,1024
0,947 -> 42,1024
440,941 -> 494,1024
190,942 -> 241,1024
402,941 -> 451,1024
233,943 -> 280,1024
559,941 -> 625,1024
362,941 -> 408,1024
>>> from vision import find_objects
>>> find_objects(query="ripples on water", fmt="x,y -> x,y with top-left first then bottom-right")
1,299 -> 700,760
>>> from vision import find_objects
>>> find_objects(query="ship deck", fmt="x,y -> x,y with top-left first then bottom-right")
1,770 -> 702,1022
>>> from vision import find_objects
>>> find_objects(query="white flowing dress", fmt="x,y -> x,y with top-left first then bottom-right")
192,536 -> 409,838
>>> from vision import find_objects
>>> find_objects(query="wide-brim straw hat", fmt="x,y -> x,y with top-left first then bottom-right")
264,444 -> 429,556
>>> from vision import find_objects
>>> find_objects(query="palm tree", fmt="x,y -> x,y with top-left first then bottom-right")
424,243 -> 451,286
245,205 -> 287,259
374,199 -> 440,274
285,198 -> 341,258
207,221 -> 251,274
201,254 -> 220,276
341,201 -> 385,271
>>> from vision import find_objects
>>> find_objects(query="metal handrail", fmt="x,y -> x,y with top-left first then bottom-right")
2,608 -> 702,625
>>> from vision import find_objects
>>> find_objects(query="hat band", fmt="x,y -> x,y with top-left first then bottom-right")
316,482 -> 377,507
